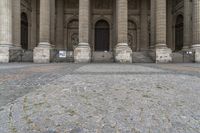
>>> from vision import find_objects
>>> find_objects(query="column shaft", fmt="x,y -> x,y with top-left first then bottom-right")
116,0 -> 128,43
0,0 -> 12,46
192,0 -> 200,46
39,0 -> 51,45
56,0 -> 64,49
155,0 -> 166,47
150,0 -> 155,49
183,0 -> 192,49
12,0 -> 21,48
192,0 -> 200,63
79,0 -> 90,44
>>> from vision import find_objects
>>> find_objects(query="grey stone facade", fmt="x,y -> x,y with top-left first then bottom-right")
0,0 -> 199,63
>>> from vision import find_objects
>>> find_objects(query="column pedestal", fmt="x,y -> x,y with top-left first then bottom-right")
74,43 -> 91,63
34,43 -> 51,63
0,46 -> 10,63
115,43 -> 132,63
192,45 -> 200,63
155,46 -> 172,63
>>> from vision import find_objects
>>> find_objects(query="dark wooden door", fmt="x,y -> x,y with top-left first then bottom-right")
95,20 -> 109,51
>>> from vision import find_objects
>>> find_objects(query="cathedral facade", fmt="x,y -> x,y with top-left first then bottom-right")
0,0 -> 199,63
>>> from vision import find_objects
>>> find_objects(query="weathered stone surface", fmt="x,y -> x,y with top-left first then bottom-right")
115,44 -> 132,63
0,46 -> 9,63
156,47 -> 172,63
33,47 -> 51,63
74,44 -> 91,63
194,48 -> 200,63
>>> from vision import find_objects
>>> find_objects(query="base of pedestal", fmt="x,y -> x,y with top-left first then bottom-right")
156,47 -> 172,63
74,43 -> 91,63
193,45 -> 200,63
0,46 -> 10,63
33,45 -> 51,63
115,43 -> 132,63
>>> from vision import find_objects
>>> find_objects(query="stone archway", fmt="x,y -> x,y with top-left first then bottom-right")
175,14 -> 184,51
95,20 -> 110,51
21,12 -> 28,50
67,19 -> 79,51
128,20 -> 137,51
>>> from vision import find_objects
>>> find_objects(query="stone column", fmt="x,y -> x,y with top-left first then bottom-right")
12,0 -> 21,48
74,0 -> 91,63
155,0 -> 172,63
56,0 -> 64,49
140,0 -> 148,50
150,0 -> 155,49
192,0 -> 200,63
33,0 -> 52,63
0,0 -> 13,63
183,0 -> 192,50
115,0 -> 132,63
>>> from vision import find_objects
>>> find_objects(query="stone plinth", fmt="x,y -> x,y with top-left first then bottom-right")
115,43 -> 132,63
74,43 -> 91,63
156,47 -> 172,63
0,46 -> 10,63
193,45 -> 200,63
33,43 -> 51,63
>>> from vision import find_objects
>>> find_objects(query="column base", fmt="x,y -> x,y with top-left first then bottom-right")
0,45 -> 10,63
115,43 -> 132,63
33,43 -> 51,63
74,43 -> 91,63
192,44 -> 200,63
155,47 -> 172,63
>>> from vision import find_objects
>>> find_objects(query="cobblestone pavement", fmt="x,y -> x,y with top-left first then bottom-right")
0,63 -> 200,133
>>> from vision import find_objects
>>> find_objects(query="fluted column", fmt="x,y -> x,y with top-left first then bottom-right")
74,0 -> 91,63
150,0 -> 155,49
155,0 -> 172,63
192,0 -> 200,63
183,0 -> 192,50
34,0 -> 51,63
115,0 -> 132,63
0,0 -> 13,63
39,0 -> 51,46
13,0 -> 21,48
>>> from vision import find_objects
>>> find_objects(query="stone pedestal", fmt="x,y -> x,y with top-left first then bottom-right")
0,46 -> 10,63
156,47 -> 172,63
74,43 -> 91,63
33,43 -> 51,63
192,45 -> 200,63
115,43 -> 132,63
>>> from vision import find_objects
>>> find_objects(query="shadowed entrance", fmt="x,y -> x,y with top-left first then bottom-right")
95,20 -> 109,51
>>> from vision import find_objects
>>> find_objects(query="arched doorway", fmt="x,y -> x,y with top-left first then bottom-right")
175,15 -> 184,51
21,12 -> 28,50
128,20 -> 137,51
95,20 -> 109,51
67,19 -> 79,51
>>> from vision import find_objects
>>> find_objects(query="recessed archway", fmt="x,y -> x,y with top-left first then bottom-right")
95,20 -> 110,51
21,12 -> 28,50
175,14 -> 184,51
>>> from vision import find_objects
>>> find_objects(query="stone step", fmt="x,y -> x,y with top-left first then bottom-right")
172,52 -> 194,63
132,52 -> 154,63
92,52 -> 114,62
